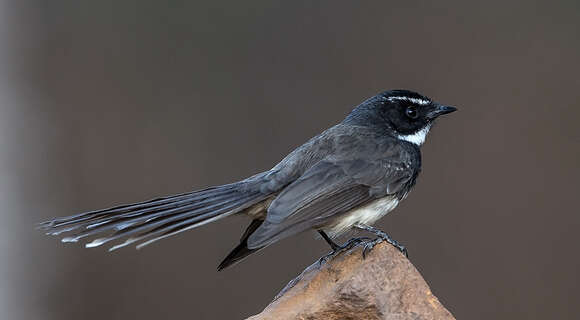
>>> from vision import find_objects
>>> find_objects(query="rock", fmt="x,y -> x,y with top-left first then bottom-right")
247,240 -> 455,320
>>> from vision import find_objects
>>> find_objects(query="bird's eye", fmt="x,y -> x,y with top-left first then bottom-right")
405,106 -> 418,119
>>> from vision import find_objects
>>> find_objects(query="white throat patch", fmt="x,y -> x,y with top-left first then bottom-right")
398,124 -> 431,146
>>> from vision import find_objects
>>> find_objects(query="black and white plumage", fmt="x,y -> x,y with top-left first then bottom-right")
39,89 -> 456,270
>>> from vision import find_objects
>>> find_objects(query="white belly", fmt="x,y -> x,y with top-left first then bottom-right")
326,196 -> 400,237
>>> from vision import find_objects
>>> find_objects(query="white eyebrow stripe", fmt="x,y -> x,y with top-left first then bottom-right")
388,96 -> 430,105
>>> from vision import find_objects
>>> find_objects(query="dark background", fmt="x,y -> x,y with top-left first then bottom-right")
1,1 -> 579,319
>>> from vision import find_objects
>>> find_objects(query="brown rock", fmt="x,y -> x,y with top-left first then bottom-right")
247,241 -> 455,320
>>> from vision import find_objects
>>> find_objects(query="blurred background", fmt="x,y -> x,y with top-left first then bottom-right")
1,1 -> 579,319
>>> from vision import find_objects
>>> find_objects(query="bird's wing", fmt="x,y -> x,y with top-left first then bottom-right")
246,155 -> 414,249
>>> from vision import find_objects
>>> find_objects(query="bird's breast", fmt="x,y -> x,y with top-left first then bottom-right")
325,196 -> 400,237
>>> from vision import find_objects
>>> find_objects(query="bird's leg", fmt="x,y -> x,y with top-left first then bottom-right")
353,223 -> 408,258
317,230 -> 370,265
318,230 -> 340,251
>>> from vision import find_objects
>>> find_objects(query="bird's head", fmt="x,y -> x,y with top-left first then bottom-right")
344,89 -> 457,146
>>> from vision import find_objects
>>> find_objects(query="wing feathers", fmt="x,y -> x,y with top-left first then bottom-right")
247,155 -> 415,249
247,185 -> 370,248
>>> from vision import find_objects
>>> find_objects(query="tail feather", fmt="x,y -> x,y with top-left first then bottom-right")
134,197 -> 262,250
40,183 -> 266,250
40,184 -> 238,232
92,194 -> 261,250
69,190 -> 242,239
85,190 -> 237,229
63,193 -> 245,245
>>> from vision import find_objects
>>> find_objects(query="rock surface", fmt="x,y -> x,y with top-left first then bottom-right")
247,241 -> 455,320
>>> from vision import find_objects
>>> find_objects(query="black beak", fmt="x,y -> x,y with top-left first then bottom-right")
427,104 -> 457,120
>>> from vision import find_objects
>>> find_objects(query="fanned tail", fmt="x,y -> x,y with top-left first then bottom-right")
39,182 -> 266,251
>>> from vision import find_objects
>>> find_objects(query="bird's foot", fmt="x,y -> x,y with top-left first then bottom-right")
318,237 -> 370,265
361,237 -> 407,258
354,223 -> 408,258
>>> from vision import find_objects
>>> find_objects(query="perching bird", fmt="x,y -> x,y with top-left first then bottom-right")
39,89 -> 457,270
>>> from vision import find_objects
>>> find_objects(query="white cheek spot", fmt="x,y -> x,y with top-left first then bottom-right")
398,124 -> 431,146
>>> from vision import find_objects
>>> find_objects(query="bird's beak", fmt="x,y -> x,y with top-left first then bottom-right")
427,104 -> 457,120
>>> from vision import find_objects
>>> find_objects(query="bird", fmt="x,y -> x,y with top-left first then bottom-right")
39,89 -> 457,271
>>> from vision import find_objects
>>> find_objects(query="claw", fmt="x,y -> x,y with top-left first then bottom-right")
388,239 -> 408,257
353,223 -> 409,259
319,237 -> 371,265
361,238 -> 383,259
399,245 -> 409,258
